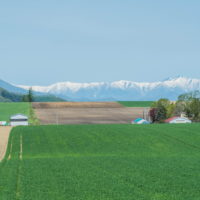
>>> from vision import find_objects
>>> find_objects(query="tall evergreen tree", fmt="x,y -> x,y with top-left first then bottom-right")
28,87 -> 34,102
22,88 -> 34,102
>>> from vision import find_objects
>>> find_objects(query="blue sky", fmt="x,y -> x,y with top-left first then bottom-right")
0,0 -> 200,85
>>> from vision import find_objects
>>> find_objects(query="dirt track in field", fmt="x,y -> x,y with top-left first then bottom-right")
0,127 -> 12,161
33,102 -> 150,125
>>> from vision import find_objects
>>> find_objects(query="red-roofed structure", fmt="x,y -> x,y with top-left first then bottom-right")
165,116 -> 191,124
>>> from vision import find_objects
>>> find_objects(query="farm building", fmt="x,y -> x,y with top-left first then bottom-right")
165,116 -> 191,124
0,121 -> 7,126
131,118 -> 150,124
10,114 -> 29,126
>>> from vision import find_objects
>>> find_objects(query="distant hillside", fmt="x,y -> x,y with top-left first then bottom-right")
0,79 -> 27,94
0,87 -> 65,102
178,90 -> 200,100
0,88 -> 22,102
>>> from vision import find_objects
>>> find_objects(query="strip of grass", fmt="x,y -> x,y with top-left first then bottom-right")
118,101 -> 154,107
1,124 -> 200,199
0,102 -> 30,121
29,104 -> 40,125
0,102 -> 39,125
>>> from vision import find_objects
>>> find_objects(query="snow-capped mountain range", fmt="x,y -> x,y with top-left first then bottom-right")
16,76 -> 200,101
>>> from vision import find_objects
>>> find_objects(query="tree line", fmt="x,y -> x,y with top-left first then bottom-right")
149,90 -> 200,123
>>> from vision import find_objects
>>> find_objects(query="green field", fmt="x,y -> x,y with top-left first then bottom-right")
0,102 -> 30,121
1,124 -> 200,199
118,101 -> 154,107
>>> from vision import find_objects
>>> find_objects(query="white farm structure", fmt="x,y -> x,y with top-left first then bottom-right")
165,116 -> 191,124
10,114 -> 29,126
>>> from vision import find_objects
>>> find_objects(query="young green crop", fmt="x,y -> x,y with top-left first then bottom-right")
118,101 -> 154,107
1,124 -> 200,199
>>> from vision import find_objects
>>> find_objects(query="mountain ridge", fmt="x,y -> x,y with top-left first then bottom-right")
16,77 -> 200,101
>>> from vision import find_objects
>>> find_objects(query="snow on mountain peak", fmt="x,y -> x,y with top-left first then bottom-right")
17,77 -> 200,101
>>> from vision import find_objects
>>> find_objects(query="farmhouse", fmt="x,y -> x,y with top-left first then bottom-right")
131,118 -> 150,124
10,114 -> 29,126
165,116 -> 191,124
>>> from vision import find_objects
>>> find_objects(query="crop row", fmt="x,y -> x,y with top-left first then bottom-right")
0,124 -> 200,199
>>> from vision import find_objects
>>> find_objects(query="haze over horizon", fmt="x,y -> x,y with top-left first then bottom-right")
0,1 -> 200,85
0,75 -> 197,87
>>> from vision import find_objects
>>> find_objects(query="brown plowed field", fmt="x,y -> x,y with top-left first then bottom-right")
33,102 -> 123,109
33,102 -> 149,125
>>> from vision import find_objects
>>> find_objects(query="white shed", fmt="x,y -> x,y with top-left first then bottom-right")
10,114 -> 29,126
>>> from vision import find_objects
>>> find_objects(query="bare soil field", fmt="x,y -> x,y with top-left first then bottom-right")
33,102 -> 149,124
0,127 -> 12,161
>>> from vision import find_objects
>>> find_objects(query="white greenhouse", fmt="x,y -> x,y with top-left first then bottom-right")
10,114 -> 29,126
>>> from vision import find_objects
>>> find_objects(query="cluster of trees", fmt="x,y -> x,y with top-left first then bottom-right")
0,87 -> 34,102
150,90 -> 200,123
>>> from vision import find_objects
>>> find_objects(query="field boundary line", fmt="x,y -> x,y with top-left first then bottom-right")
15,134 -> 23,200
20,135 -> 23,160
8,137 -> 13,160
